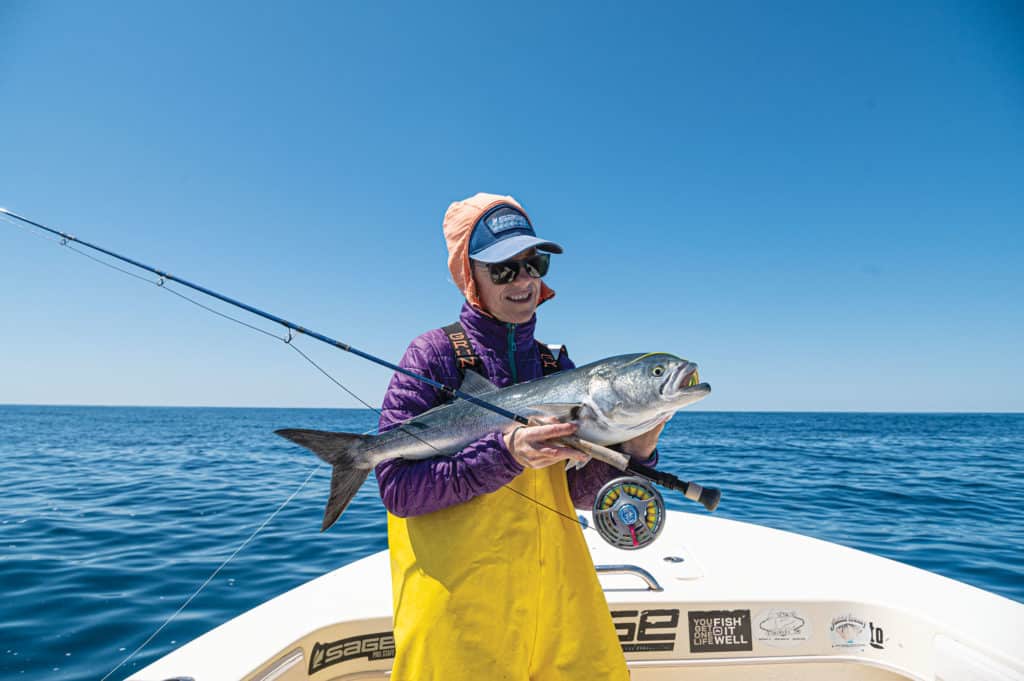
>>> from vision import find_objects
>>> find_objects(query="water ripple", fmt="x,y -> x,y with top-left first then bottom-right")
0,407 -> 1021,680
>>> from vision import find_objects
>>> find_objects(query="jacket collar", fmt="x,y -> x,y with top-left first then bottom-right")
459,302 -> 536,349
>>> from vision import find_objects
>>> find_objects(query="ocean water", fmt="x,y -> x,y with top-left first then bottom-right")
1,407 -> 1022,680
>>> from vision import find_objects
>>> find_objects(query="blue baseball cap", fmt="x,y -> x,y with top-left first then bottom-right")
468,203 -> 564,263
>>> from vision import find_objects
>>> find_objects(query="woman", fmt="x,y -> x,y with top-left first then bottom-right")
375,192 -> 665,680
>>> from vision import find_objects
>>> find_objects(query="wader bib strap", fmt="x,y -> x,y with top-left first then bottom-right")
442,322 -> 487,381
442,321 -> 565,385
537,343 -> 563,376
389,326 -> 627,680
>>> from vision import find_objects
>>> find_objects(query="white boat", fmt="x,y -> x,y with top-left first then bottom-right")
131,510 -> 1024,680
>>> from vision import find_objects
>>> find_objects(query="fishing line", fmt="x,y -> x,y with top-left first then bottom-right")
2,210 -> 596,527
2,208 -> 718,519
2,209 -> 628,679
283,335 -> 590,528
288,342 -> 591,530
288,341 -> 384,413
3,210 -> 595,524
8,209 -> 658,550
98,463 -> 323,681
0,211 -> 288,342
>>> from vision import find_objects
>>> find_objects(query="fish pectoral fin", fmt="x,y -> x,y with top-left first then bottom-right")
564,456 -> 590,471
525,402 -> 587,422
460,371 -> 500,396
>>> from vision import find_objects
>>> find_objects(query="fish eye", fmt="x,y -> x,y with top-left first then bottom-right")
652,365 -> 665,377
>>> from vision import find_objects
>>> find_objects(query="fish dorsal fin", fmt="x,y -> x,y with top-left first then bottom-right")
460,370 -> 500,396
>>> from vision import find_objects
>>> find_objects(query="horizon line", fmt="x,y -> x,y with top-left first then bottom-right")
1,402 -> 1021,415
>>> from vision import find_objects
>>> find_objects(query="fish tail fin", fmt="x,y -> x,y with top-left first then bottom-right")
322,466 -> 371,531
274,428 -> 374,531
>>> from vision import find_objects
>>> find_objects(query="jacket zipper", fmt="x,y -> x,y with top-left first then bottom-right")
506,323 -> 518,384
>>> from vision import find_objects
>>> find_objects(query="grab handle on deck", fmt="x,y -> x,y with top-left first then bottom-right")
595,564 -> 664,592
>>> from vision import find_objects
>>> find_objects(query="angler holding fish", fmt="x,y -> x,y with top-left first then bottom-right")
2,199 -> 712,681
280,193 -> 707,681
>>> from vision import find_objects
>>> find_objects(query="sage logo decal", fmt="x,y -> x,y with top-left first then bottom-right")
309,632 -> 396,674
612,608 -> 680,652
754,608 -> 811,648
688,609 -> 753,653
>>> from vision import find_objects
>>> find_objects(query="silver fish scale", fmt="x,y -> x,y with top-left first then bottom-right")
360,353 -> 703,466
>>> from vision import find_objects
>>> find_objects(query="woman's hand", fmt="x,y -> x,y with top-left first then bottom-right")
504,417 -> 588,469
618,417 -> 669,461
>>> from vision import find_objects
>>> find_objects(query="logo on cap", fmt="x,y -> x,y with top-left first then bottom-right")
484,206 -> 532,235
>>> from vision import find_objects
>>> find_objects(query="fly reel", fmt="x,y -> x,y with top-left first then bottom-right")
592,476 -> 665,550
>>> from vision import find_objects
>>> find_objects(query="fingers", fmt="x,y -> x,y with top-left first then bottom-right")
522,449 -> 584,469
505,419 -> 585,469
536,444 -> 585,460
525,422 -> 578,441
516,416 -> 578,443
519,441 -> 586,469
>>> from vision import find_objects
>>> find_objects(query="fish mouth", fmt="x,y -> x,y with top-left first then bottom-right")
660,361 -> 709,400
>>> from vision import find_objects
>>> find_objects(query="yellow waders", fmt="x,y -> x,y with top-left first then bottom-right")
387,463 -> 629,681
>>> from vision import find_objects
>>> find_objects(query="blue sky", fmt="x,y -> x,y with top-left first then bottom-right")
1,1 -> 1021,411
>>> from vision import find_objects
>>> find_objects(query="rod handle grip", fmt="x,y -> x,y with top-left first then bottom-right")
685,482 -> 721,512
627,460 -> 721,512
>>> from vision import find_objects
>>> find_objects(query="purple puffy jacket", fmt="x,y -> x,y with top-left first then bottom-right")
374,302 -> 658,517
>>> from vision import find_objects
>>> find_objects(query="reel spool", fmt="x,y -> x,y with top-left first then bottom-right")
592,476 -> 666,550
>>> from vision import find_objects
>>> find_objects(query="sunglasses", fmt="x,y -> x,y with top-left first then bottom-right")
478,253 -> 551,285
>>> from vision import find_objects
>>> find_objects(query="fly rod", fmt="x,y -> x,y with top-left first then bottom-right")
1,207 -> 720,512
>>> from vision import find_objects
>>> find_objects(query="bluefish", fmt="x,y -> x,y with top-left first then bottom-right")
277,352 -> 710,529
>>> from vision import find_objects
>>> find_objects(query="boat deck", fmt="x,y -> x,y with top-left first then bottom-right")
131,511 -> 1024,680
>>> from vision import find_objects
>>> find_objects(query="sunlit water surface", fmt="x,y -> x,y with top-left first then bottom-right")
1,407 -> 1021,680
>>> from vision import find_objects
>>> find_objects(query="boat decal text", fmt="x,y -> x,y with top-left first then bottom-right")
869,621 -> 886,650
308,631 -> 396,674
611,608 -> 680,652
687,609 -> 753,653
754,607 -> 811,648
829,613 -> 865,648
